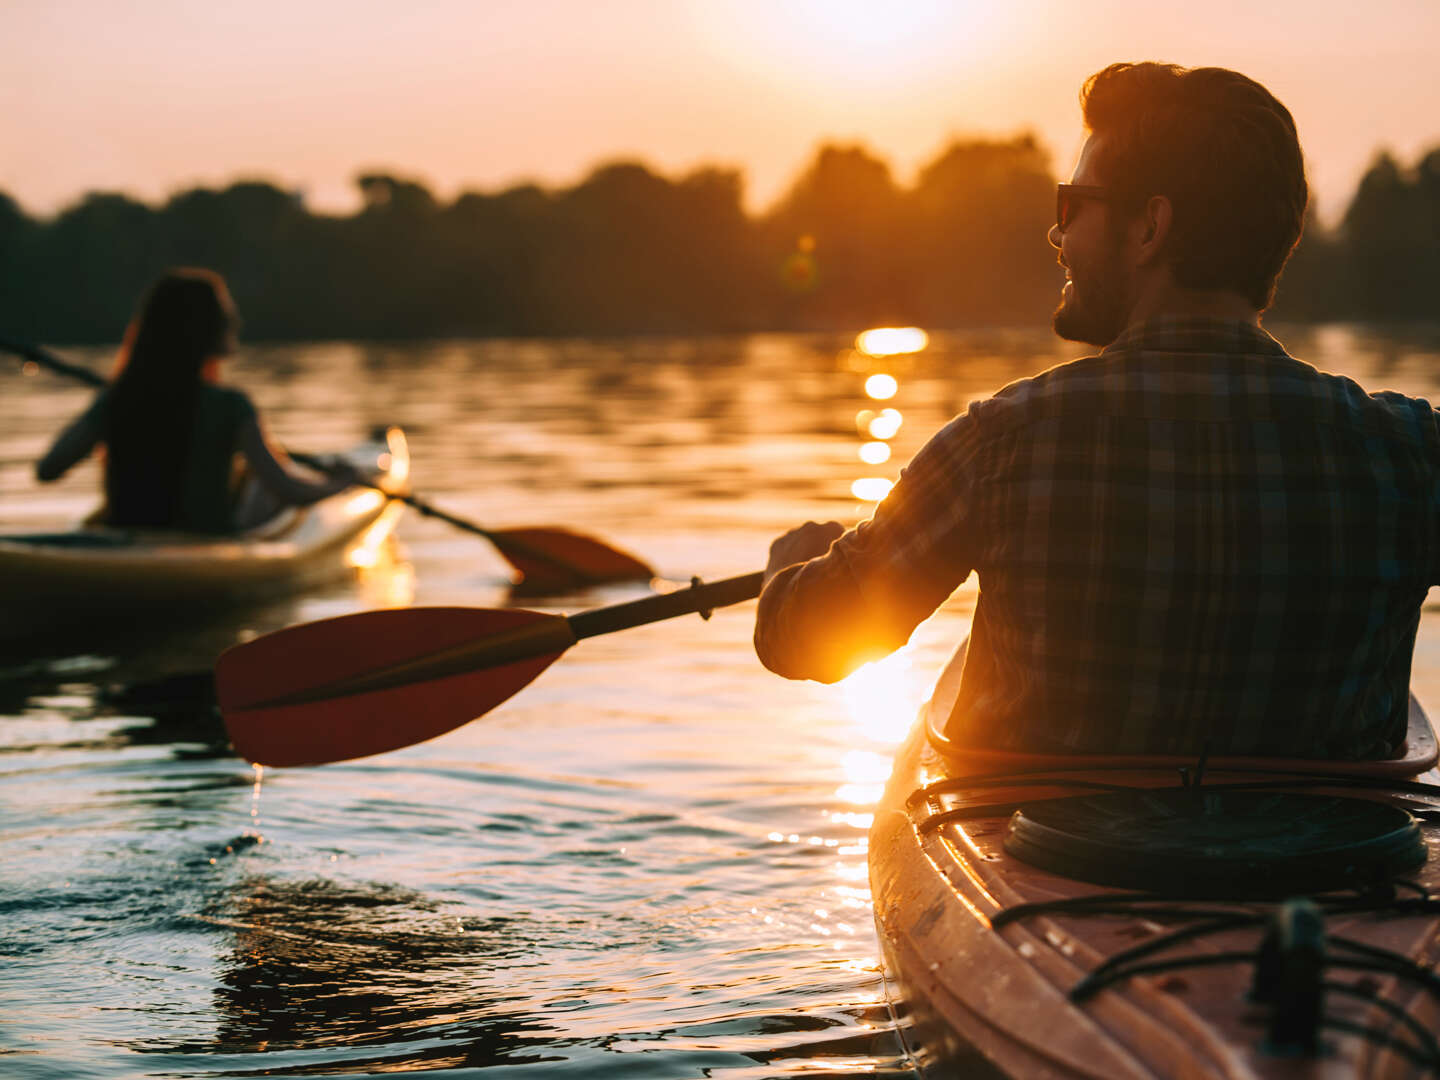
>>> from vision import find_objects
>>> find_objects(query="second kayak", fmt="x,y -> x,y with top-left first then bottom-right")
0,427 -> 410,648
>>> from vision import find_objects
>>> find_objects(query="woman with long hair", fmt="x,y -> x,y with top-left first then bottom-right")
37,268 -> 353,532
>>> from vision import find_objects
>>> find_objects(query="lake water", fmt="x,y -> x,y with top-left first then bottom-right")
3,324 -> 1440,1079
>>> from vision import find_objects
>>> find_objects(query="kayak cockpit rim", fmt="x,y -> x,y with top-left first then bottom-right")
921,638 -> 1439,783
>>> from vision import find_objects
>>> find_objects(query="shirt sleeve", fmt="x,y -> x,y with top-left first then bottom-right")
753,412 -> 982,682
36,390 -> 108,482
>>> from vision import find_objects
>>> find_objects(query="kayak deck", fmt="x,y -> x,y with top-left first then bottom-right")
870,646 -> 1440,1079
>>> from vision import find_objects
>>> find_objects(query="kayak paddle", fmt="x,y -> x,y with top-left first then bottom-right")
288,450 -> 653,589
3,336 -> 656,589
216,571 -> 764,766
1,335 -> 106,388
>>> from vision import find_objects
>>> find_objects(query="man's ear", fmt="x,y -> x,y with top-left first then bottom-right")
1135,194 -> 1173,265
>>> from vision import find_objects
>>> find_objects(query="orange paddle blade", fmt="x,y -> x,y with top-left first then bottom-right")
487,526 -> 654,591
216,607 -> 575,766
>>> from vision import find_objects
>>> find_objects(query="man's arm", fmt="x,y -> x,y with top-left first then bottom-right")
754,418 -> 980,683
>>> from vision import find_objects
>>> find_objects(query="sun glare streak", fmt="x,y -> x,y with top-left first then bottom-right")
864,373 -> 898,400
856,327 -> 929,357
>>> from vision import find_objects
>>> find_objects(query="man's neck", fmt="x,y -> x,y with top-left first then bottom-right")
1122,275 -> 1260,334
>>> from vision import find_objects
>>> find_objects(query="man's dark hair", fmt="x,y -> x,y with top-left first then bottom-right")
1081,62 -> 1308,310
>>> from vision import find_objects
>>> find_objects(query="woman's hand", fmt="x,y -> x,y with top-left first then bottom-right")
323,460 -> 369,491
763,520 -> 845,585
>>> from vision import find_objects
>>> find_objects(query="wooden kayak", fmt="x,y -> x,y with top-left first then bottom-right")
0,427 -> 410,648
870,641 -> 1440,1078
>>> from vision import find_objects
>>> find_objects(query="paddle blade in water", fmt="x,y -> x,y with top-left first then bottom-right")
487,526 -> 654,592
216,606 -> 575,766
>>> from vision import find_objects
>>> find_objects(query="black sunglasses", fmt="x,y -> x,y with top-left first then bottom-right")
1055,183 -> 1112,232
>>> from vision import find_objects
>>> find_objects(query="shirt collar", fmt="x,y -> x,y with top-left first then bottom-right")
1101,317 -> 1288,358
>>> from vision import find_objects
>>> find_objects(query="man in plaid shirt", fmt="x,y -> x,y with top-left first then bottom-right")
754,63 -> 1439,759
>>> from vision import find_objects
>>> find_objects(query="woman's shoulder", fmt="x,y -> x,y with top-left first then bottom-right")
199,382 -> 258,417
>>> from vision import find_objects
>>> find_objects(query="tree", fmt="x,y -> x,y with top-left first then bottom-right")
906,135 -> 1059,326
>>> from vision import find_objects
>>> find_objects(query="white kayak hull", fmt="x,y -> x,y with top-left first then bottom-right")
0,428 -> 409,647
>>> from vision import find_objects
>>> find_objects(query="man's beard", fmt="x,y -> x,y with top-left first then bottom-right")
1052,244 -> 1130,347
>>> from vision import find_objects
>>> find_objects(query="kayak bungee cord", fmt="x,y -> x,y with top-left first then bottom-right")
905,759 -> 1440,1068
986,879 -> 1436,929
1323,983 -> 1440,1064
985,886 -> 1440,1069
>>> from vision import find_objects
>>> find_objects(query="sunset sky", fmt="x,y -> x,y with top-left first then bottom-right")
3,1 -> 1437,225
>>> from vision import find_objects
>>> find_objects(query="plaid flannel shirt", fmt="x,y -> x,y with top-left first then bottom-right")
754,318 -> 1440,758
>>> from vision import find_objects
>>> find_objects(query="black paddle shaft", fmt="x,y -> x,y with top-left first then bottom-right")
1,337 -> 106,388
568,572 -> 765,639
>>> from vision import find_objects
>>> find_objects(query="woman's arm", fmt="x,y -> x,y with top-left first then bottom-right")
235,398 -> 354,506
36,392 -> 108,482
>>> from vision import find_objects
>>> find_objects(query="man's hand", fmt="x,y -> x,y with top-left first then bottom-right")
764,520 -> 846,585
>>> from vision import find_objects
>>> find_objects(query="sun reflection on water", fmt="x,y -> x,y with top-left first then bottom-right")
856,327 -> 929,357
867,408 -> 903,440
827,649 -> 924,806
850,477 -> 894,502
858,441 -> 891,465
839,644 -> 921,743
864,373 -> 898,400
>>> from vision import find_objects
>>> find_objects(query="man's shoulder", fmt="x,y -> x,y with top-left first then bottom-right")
954,338 -> 1439,454
1272,356 -> 1439,448
1333,381 -> 1440,450
956,354 -> 1111,434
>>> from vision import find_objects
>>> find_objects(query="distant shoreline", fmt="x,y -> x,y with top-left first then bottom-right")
2,139 -> 1436,342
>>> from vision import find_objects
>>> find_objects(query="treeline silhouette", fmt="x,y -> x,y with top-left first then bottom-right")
0,136 -> 1435,343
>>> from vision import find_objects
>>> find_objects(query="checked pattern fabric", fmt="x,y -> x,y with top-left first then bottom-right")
755,319 -> 1440,758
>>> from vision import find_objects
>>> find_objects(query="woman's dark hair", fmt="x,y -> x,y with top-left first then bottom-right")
104,269 -> 238,528
1081,62 -> 1308,310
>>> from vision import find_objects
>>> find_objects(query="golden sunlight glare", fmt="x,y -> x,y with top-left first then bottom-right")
867,409 -> 903,440
856,327 -> 928,357
838,649 -> 922,744
851,477 -> 894,502
858,441 -> 891,465
346,544 -> 379,569
343,490 -> 385,516
864,373 -> 899,400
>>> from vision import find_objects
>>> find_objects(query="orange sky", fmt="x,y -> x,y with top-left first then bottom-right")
3,1 -> 1437,225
